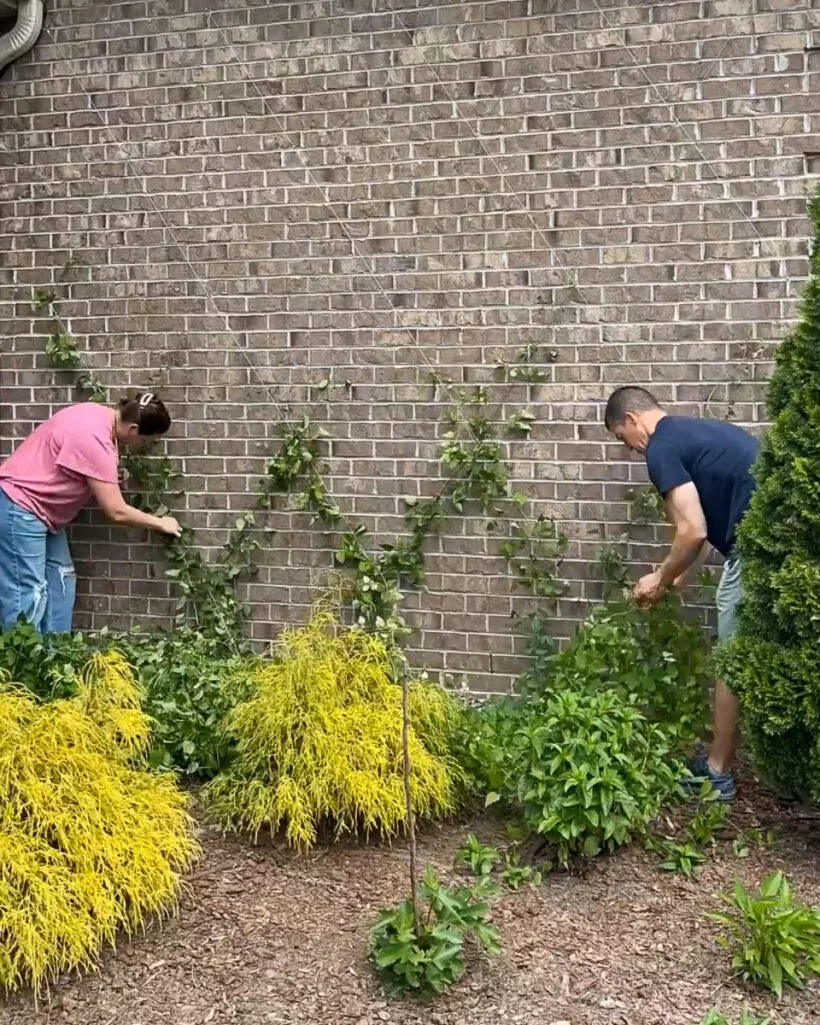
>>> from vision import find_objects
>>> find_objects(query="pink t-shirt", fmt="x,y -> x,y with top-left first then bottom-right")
0,403 -> 119,531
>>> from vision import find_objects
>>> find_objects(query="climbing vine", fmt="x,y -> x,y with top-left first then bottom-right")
258,416 -> 341,526
32,284 -> 107,403
258,378 -> 567,644
121,450 -> 179,513
163,518 -> 259,652
33,277 -> 676,665
33,279 -> 258,647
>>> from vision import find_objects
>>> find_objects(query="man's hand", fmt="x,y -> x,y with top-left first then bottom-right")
634,570 -> 666,606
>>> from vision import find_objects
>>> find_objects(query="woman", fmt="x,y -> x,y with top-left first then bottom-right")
0,393 -> 181,633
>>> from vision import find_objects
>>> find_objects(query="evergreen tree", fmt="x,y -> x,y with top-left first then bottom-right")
715,188 -> 820,799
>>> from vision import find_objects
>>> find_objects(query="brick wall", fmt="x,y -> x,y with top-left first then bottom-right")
1,0 -> 818,692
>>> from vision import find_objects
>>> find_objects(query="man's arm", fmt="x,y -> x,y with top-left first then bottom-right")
635,481 -> 707,604
673,537 -> 713,591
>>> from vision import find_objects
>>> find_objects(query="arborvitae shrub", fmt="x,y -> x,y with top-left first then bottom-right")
205,605 -> 463,848
0,653 -> 198,993
714,188 -> 820,799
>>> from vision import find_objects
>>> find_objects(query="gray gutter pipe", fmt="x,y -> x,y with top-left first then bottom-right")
0,0 -> 44,77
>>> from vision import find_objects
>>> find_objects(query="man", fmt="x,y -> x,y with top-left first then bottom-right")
603,386 -> 759,801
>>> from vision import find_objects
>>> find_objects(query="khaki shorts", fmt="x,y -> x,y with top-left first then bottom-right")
716,557 -> 742,643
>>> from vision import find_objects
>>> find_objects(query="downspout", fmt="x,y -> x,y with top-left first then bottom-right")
0,0 -> 44,77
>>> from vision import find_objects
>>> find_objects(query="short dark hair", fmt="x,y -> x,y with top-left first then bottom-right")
604,386 -> 661,429
118,392 -> 171,436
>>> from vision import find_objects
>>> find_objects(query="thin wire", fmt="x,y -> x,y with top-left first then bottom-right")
207,14 -> 558,542
41,31 -> 290,425
387,6 -> 795,371
587,0 -> 795,288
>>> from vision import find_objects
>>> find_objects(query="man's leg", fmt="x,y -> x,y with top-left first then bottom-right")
43,529 -> 76,634
708,680 -> 740,774
691,556 -> 743,798
0,490 -> 48,631
710,556 -> 743,767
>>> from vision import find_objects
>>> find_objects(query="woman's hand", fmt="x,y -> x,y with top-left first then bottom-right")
156,516 -> 181,537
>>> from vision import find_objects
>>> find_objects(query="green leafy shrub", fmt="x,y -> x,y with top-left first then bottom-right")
0,620 -> 88,700
205,605 -> 463,848
369,867 -> 500,999
538,596 -> 709,745
513,689 -> 680,864
116,630 -> 250,776
714,188 -> 820,799
458,590 -> 707,808
455,695 -> 525,802
709,872 -> 820,996
0,653 -> 197,992
0,623 -> 248,778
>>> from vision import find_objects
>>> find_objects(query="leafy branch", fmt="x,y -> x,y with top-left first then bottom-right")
259,417 -> 341,527
163,517 -> 259,653
32,282 -> 107,403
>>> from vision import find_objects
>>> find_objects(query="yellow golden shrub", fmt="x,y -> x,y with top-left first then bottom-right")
0,653 -> 198,993
205,608 -> 463,848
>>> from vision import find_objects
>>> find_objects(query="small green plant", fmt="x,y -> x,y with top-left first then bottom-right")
732,827 -> 777,861
35,281 -> 108,402
369,866 -> 500,999
687,788 -> 728,847
506,408 -> 536,437
652,837 -> 707,877
629,485 -> 665,523
440,405 -> 509,514
645,785 -> 727,876
598,537 -> 629,597
494,344 -> 554,383
45,331 -> 81,369
32,287 -> 57,313
454,834 -> 499,878
76,371 -> 108,403
709,872 -> 820,996
699,1012 -> 770,1025
499,850 -> 542,889
336,525 -> 419,640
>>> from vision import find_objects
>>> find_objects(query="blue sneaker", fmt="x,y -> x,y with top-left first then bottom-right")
683,756 -> 736,802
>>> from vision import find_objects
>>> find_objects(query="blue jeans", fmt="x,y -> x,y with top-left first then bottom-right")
0,489 -> 76,633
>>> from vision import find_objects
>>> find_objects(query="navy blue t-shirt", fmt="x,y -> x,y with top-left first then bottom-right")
645,416 -> 759,557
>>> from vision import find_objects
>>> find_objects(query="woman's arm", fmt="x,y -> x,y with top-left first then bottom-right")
88,479 -> 181,536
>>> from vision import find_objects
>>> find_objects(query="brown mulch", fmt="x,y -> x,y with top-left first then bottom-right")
3,783 -> 820,1025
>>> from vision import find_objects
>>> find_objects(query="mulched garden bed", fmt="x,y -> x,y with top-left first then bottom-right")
4,779 -> 820,1025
